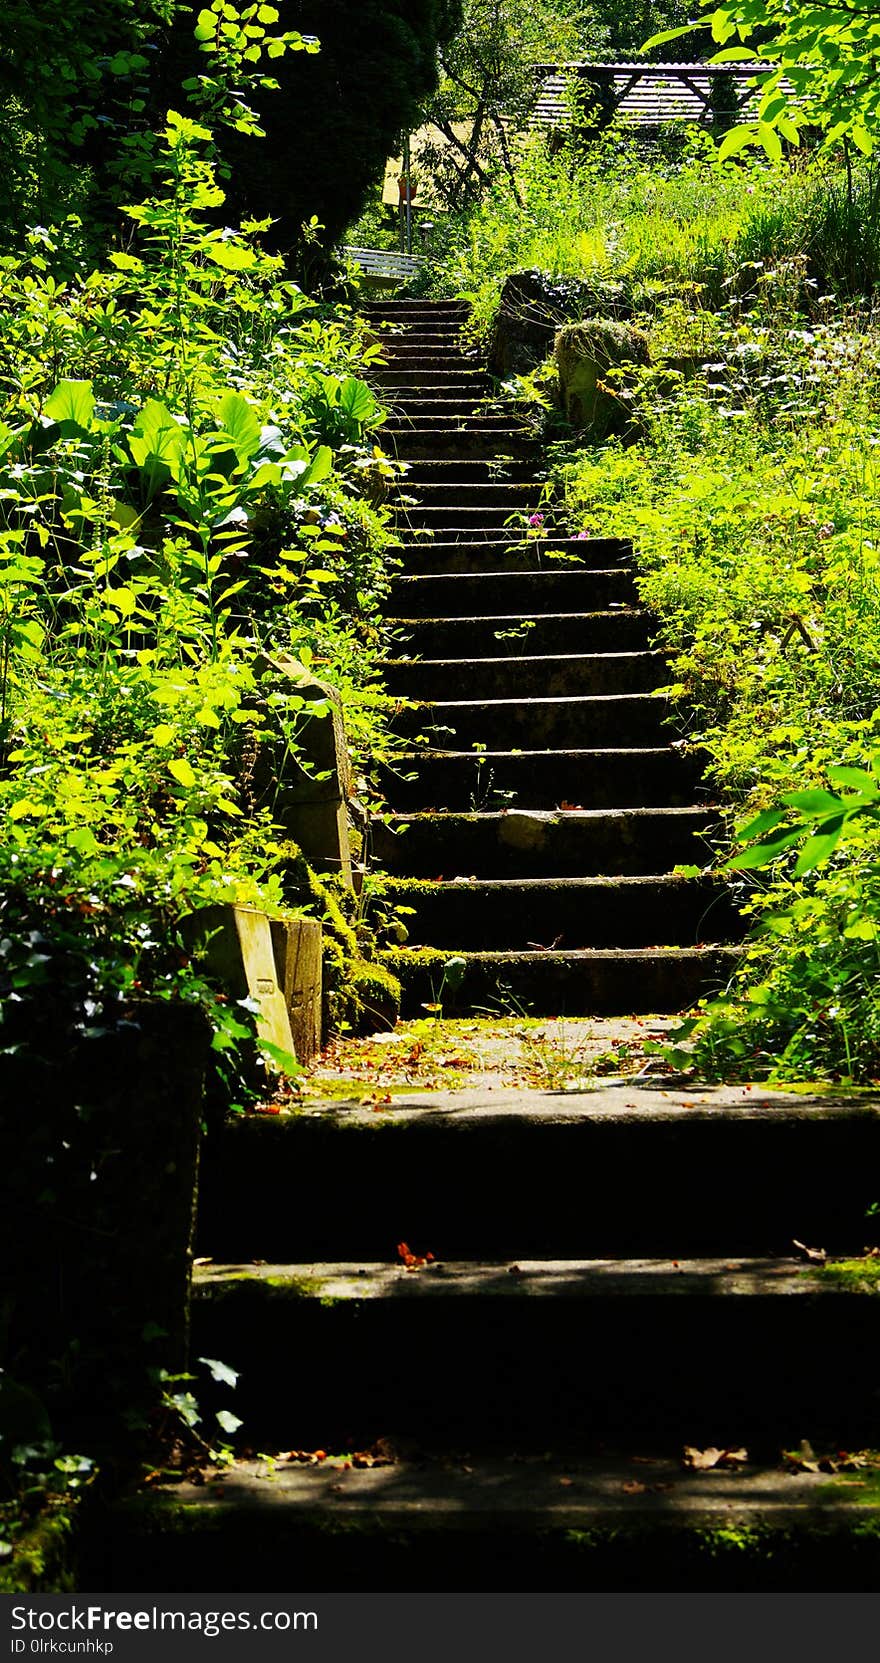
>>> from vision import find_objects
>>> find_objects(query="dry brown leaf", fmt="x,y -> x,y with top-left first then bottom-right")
622,1480 -> 648,1494
682,1446 -> 748,1471
792,1238 -> 827,1264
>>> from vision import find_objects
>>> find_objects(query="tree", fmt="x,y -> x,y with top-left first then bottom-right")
649,0 -> 880,158
181,0 -> 464,256
415,0 -> 588,208
0,0 -> 169,240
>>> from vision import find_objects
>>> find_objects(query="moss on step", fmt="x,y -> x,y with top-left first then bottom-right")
0,1499 -> 79,1594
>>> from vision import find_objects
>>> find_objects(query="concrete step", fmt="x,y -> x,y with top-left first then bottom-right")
197,1089 -> 880,1263
187,1257 -> 880,1449
372,806 -> 719,878
387,612 -> 651,658
380,650 -> 667,701
394,693 -> 673,750
391,536 -> 631,574
96,1452 -> 880,1592
370,874 -> 740,950
377,747 -> 705,811
388,571 -> 638,614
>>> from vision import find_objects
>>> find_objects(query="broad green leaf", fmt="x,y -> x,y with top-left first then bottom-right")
827,766 -> 879,796
205,240 -> 258,271
300,445 -> 333,487
780,788 -> 844,815
735,806 -> 785,842
198,1356 -> 239,1388
44,380 -> 95,430
758,121 -> 783,162
793,818 -> 845,875
168,757 -> 196,788
339,376 -> 378,424
642,22 -> 698,48
130,400 -> 185,467
152,723 -> 175,747
215,1409 -> 243,1435
216,391 -> 261,462
718,125 -> 758,161
725,826 -> 806,870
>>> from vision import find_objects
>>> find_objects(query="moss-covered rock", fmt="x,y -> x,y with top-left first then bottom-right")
554,319 -> 650,441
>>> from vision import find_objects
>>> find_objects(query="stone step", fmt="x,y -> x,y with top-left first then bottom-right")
387,611 -> 651,658
376,367 -> 489,385
187,1258 -> 880,1449
197,1089 -> 879,1264
391,536 -> 631,574
97,1453 -> 880,1592
381,398 -> 510,419
401,458 -> 545,483
363,301 -> 470,317
388,944 -> 739,1016
380,650 -> 667,702
395,692 -> 673,750
377,747 -> 704,811
370,874 -> 740,950
384,428 -> 538,460
389,569 -> 637,614
396,482 -> 544,512
398,509 -> 561,536
372,806 -> 719,878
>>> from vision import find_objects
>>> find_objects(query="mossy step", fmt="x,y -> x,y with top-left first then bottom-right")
380,650 -> 667,702
388,943 -> 739,1015
396,487 -> 545,516
394,692 -> 674,750
382,399 -> 514,418
94,1454 -> 880,1592
187,1257 -> 880,1449
377,745 -> 703,811
388,612 -> 651,658
388,569 -> 637,615
371,873 -> 740,950
197,1090 -> 880,1265
373,806 -> 716,878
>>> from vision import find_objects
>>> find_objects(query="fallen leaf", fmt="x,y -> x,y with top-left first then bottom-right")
622,1480 -> 647,1494
792,1238 -> 827,1264
682,1446 -> 749,1471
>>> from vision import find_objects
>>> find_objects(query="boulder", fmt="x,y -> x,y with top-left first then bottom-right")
554,319 -> 651,441
487,269 -> 632,379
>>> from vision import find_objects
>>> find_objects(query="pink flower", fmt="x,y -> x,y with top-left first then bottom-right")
577,530 -> 589,539
529,512 -> 544,527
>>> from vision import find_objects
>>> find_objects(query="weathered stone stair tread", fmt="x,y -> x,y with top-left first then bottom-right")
389,572 -> 638,613
197,1088 -> 880,1263
393,553 -> 631,581
389,613 -> 651,656
197,1256 -> 839,1300
103,1455 -> 880,1591
375,806 -> 716,878
379,746 -> 702,809
370,873 -> 738,948
381,651 -> 665,700
388,944 -> 739,1014
395,694 -> 676,749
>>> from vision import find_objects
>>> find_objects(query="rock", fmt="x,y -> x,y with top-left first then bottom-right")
487,270 -> 632,379
554,319 -> 651,441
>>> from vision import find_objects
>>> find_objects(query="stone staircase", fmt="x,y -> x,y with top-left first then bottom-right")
89,301 -> 880,1594
367,298 -> 740,1016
